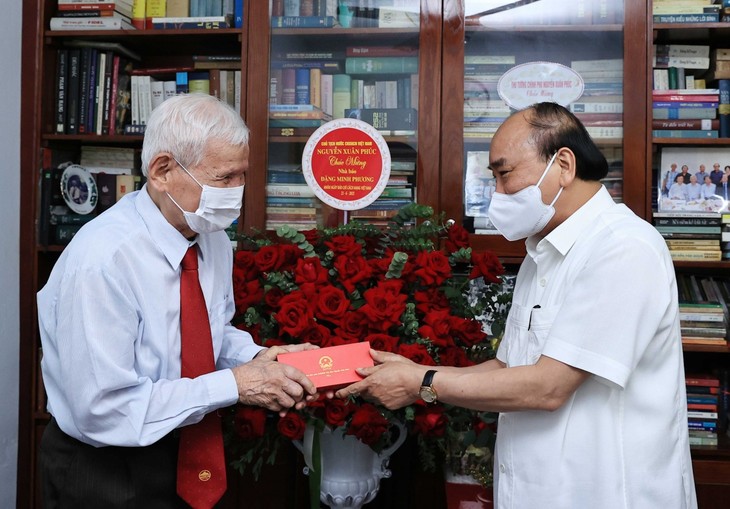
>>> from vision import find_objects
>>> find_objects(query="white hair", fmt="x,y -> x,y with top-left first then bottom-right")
140,93 -> 249,176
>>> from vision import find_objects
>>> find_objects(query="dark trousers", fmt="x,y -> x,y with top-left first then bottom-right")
40,417 -> 189,509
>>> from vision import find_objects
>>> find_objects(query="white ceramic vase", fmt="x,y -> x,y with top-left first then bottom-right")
294,421 -> 406,509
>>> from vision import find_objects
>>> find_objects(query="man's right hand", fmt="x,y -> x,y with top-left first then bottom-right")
231,359 -> 317,415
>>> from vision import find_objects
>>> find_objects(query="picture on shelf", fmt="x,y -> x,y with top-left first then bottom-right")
464,151 -> 498,234
658,147 -> 730,213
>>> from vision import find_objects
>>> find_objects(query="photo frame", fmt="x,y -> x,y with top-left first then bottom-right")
658,147 -> 730,213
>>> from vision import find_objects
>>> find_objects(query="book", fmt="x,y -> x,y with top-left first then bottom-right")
55,49 -> 69,134
345,108 -> 417,130
652,119 -> 719,130
151,17 -> 232,28
49,16 -> 136,30
345,57 -> 418,75
719,79 -> 730,137
652,130 -> 719,138
653,13 -> 720,23
271,15 -> 336,27
653,107 -> 717,119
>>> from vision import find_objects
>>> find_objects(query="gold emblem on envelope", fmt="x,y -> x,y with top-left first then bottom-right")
319,355 -> 334,370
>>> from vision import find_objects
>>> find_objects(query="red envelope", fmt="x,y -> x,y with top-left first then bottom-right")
277,342 -> 373,390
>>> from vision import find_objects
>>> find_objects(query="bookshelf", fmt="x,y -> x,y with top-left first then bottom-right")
649,2 -> 730,506
17,0 -> 730,507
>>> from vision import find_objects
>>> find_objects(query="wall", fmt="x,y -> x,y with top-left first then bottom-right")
0,1 -> 21,506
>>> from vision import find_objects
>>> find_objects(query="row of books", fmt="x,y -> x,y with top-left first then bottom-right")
685,374 -> 722,447
570,58 -> 623,139
462,55 -> 513,139
654,212 -> 730,263
652,0 -> 725,23
50,0 -> 137,30
271,0 -> 419,29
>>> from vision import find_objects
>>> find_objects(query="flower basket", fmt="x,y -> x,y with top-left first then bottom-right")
224,203 -> 512,494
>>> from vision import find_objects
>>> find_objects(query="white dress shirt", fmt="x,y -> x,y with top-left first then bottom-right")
38,186 -> 263,447
495,186 -> 696,509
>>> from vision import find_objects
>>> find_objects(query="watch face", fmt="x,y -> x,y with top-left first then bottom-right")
420,387 -> 437,403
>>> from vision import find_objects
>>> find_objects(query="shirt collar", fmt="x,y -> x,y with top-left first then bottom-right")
527,186 -> 615,258
135,184 -> 199,269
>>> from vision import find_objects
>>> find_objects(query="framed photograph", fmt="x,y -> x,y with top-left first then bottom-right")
658,147 -> 730,213
464,151 -> 500,234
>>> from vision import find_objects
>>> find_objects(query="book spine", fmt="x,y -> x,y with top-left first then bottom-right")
234,0 -> 243,28
49,16 -> 124,30
345,57 -> 419,75
55,49 -> 68,134
653,108 -> 717,119
152,20 -> 231,29
719,79 -> 730,138
294,68 -> 310,105
132,0 -> 147,29
344,108 -> 417,130
270,15 -> 336,27
652,101 -> 719,108
652,130 -> 719,138
653,13 -> 720,23
651,119 -> 719,130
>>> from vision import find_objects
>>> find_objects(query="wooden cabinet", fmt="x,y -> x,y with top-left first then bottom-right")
18,1 -> 730,507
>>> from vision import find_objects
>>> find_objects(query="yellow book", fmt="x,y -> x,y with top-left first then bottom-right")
132,0 -> 146,29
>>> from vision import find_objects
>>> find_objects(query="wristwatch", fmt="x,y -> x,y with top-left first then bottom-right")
419,370 -> 438,403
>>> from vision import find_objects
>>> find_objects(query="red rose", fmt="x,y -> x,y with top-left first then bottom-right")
346,403 -> 389,446
413,405 -> 447,437
440,345 -> 473,367
365,333 -> 399,353
450,317 -> 487,348
277,412 -> 306,440
397,342 -> 437,366
275,291 -> 314,337
233,406 -> 267,440
233,279 -> 264,315
413,250 -> 452,286
300,322 -> 332,347
359,280 -> 407,332
445,224 -> 470,253
315,285 -> 350,324
418,309 -> 456,348
336,311 -> 369,339
323,398 -> 353,427
301,228 -> 320,246
294,256 -> 329,286
334,254 -> 373,294
233,250 -> 259,281
470,250 -> 505,284
414,288 -> 450,315
254,245 -> 284,272
325,235 -> 363,256
264,287 -> 284,309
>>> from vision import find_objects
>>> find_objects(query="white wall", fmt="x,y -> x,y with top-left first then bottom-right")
0,1 -> 21,506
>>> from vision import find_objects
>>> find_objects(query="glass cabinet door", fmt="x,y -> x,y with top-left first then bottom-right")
441,0 -> 647,259
244,0 -> 443,233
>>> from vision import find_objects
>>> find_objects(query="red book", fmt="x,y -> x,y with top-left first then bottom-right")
687,403 -> 718,411
650,94 -> 719,102
57,3 -> 116,10
685,375 -> 720,387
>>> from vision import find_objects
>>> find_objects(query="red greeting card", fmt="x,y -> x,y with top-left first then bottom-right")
277,342 -> 373,390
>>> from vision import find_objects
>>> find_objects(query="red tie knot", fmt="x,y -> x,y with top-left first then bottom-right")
182,246 -> 198,271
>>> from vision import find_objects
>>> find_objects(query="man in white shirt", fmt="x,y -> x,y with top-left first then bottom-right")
38,94 -> 317,508
685,174 -> 702,200
339,102 -> 697,509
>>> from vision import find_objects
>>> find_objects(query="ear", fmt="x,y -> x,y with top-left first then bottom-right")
555,147 -> 577,188
146,153 -> 176,192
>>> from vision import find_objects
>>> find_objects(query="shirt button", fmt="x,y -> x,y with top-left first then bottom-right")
499,464 -> 506,473
539,278 -> 547,287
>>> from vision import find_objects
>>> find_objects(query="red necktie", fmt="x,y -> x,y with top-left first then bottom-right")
177,246 -> 227,508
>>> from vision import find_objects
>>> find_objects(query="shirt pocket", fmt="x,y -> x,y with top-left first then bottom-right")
208,295 -> 229,351
500,302 -> 558,367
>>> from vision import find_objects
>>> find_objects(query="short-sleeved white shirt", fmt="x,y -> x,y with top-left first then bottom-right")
495,186 -> 697,509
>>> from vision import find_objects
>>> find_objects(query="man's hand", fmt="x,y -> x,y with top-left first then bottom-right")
334,349 -> 425,410
232,357 -> 317,415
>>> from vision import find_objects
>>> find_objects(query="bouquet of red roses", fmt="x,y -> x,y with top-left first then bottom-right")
225,204 -> 511,478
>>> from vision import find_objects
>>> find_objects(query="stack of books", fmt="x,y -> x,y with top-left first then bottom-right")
570,58 -> 624,139
652,0 -> 720,23
265,164 -> 321,231
653,211 -> 723,261
50,0 -> 137,31
679,302 -> 727,347
686,374 -> 721,447
463,55 -> 514,139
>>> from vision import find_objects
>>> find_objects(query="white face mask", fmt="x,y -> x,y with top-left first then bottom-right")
167,159 -> 244,234
488,152 -> 562,241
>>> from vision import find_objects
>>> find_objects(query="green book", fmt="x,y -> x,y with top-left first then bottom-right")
345,57 -> 418,75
